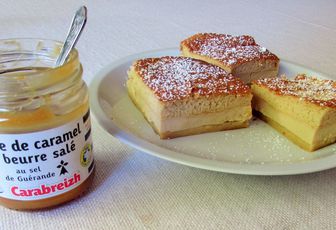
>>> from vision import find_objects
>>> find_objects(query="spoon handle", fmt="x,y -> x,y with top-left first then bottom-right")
55,6 -> 87,67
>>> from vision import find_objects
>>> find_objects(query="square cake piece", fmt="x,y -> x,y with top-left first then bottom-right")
180,33 -> 280,83
127,56 -> 252,139
251,74 -> 336,151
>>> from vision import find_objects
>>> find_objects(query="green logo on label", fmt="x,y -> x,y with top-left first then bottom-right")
80,143 -> 92,167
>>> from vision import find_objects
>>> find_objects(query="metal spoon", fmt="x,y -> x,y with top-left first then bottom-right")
55,6 -> 87,67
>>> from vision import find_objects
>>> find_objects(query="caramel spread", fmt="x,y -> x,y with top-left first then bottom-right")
133,56 -> 251,102
0,103 -> 89,133
0,107 -> 55,130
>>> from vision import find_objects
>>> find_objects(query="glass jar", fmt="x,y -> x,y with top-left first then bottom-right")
0,39 -> 94,210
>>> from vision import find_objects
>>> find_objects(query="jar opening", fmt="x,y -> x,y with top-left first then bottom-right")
0,38 -> 82,99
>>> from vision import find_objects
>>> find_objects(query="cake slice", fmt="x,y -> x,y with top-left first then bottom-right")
127,56 -> 252,139
180,33 -> 280,83
251,74 -> 336,151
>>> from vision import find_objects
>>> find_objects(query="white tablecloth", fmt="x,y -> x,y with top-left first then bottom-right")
1,0 -> 336,229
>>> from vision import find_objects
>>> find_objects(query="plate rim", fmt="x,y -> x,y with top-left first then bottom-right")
89,47 -> 336,176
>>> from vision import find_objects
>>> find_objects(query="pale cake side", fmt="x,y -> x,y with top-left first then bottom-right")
251,75 -> 336,151
180,33 -> 279,83
127,56 -> 252,139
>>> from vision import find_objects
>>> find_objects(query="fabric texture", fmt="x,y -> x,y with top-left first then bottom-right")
1,0 -> 336,229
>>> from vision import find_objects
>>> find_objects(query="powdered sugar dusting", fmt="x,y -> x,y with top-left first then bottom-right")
133,56 -> 250,101
255,74 -> 336,108
181,33 -> 278,66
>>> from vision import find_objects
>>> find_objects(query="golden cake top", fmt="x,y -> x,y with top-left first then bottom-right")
132,56 -> 251,102
253,74 -> 336,108
181,33 -> 279,66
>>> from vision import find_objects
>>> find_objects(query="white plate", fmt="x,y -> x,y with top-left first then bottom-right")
90,48 -> 336,175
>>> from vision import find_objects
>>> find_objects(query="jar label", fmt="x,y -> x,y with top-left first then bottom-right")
0,110 -> 94,200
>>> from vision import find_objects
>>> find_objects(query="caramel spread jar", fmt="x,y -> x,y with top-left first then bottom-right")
0,39 -> 94,210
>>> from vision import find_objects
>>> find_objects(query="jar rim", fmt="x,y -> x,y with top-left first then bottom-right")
0,38 -> 79,73
0,38 -> 82,101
